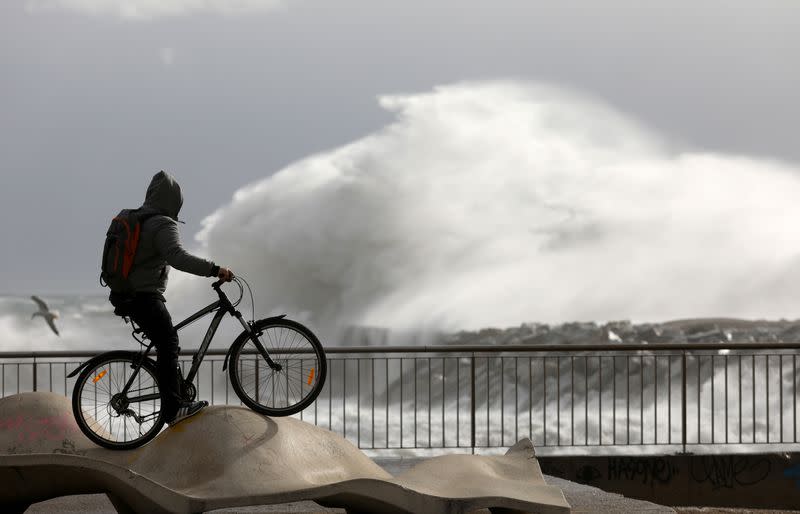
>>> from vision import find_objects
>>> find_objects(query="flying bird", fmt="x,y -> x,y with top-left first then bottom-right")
31,296 -> 60,336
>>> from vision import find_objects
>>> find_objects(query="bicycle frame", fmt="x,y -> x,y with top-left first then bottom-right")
116,281 -> 280,406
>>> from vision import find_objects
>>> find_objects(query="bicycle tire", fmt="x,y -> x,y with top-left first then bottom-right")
229,318 -> 327,416
71,351 -> 166,450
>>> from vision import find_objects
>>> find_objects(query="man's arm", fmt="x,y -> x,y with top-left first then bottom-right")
153,221 -> 218,277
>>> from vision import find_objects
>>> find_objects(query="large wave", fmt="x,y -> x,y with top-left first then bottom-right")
175,80 -> 800,337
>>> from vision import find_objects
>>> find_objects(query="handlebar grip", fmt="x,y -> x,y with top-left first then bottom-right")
211,279 -> 224,288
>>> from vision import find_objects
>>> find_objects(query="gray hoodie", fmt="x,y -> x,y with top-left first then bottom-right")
125,171 -> 217,297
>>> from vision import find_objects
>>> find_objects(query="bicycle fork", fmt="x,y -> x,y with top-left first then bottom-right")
233,313 -> 283,372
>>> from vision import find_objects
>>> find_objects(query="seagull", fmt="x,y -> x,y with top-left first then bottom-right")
31,296 -> 60,336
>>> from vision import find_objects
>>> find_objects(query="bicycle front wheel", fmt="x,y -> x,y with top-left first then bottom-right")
71,351 -> 166,450
229,318 -> 327,416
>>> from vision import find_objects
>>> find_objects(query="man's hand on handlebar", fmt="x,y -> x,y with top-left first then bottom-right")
217,267 -> 234,282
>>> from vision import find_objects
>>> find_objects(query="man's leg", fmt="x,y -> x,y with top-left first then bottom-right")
128,296 -> 182,421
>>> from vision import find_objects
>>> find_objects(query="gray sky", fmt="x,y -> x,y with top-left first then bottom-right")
1,0 -> 798,295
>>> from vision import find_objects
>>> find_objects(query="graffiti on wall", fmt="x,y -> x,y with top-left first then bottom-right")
689,456 -> 771,490
1,413 -> 83,454
607,457 -> 679,486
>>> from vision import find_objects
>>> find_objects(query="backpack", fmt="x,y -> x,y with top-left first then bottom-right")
100,208 -> 157,292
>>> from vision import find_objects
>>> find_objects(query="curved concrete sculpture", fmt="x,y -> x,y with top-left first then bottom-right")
1,393 -> 570,513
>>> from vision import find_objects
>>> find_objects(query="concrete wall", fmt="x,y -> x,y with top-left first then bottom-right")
539,453 -> 800,510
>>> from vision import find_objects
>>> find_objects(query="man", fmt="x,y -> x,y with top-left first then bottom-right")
110,171 -> 234,425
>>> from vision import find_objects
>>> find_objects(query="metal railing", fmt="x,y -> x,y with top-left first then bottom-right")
2,343 -> 799,455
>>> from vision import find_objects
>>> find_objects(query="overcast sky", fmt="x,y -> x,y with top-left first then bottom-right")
1,0 -> 798,295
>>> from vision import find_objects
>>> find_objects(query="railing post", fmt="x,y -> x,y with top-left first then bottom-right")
470,352 -> 476,455
681,350 -> 687,454
32,356 -> 37,392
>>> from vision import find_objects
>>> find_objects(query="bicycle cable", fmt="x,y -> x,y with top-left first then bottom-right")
235,274 -> 256,322
222,274 -> 243,306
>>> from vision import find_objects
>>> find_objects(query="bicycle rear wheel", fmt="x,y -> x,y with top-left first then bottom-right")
71,351 -> 166,450
229,318 -> 327,416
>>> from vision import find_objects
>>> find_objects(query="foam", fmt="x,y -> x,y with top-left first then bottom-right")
179,81 -> 800,335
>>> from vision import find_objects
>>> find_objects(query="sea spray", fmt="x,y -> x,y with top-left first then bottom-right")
182,81 -> 800,338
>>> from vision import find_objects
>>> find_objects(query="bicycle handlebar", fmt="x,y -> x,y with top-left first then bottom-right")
211,276 -> 245,309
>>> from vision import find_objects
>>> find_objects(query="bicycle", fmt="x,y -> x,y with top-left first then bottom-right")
68,276 -> 327,450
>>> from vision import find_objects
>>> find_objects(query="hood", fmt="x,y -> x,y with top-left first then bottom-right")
142,170 -> 183,220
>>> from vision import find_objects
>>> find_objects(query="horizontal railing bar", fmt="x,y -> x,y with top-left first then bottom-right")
319,342 -> 800,353
2,341 -> 800,360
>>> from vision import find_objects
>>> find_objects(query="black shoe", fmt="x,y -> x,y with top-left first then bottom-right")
168,400 -> 208,426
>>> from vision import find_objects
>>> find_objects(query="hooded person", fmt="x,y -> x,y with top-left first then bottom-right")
109,171 -> 234,425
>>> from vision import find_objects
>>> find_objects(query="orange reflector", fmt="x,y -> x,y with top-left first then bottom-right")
92,370 -> 107,383
307,368 -> 315,386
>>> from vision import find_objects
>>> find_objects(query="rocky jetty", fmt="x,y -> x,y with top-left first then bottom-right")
441,318 -> 800,346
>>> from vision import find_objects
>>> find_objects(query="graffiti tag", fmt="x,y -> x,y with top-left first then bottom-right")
0,414 -> 78,443
608,457 -> 679,486
690,456 -> 771,490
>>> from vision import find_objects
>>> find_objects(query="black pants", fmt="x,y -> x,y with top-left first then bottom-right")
110,293 -> 182,420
